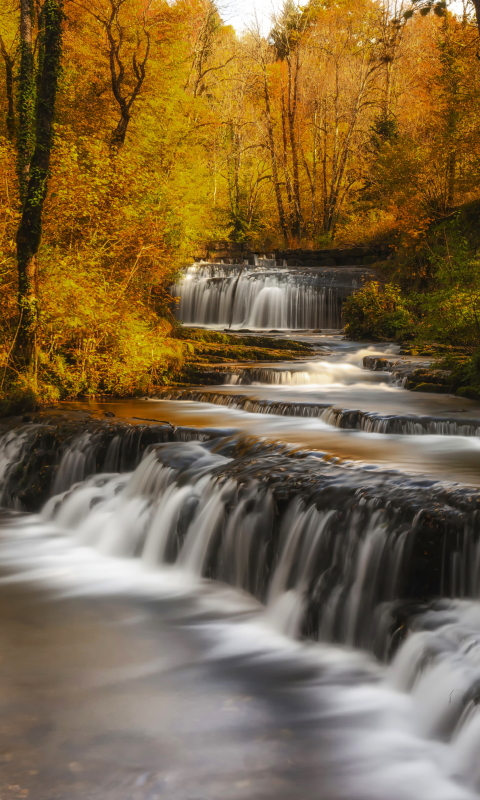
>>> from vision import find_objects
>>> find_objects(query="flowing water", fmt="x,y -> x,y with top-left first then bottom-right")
3,267 -> 480,798
171,262 -> 361,329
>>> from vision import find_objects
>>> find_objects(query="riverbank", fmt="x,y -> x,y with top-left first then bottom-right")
341,201 -> 480,398
0,330 -> 317,418
4,335 -> 480,517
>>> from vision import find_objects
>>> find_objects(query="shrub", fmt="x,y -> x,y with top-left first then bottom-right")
411,288 -> 480,348
343,282 -> 412,340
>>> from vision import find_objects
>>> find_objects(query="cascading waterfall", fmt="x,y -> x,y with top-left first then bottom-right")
160,387 -> 480,436
222,361 -> 391,386
4,337 -> 480,798
29,432 -> 478,652
0,418 -> 226,510
3,419 -> 480,794
172,263 -> 344,329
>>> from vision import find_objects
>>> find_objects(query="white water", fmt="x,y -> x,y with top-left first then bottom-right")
3,322 -> 480,797
172,264 -> 344,329
0,434 -> 478,797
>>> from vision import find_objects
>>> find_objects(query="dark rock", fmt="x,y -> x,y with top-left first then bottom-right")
363,356 -> 393,371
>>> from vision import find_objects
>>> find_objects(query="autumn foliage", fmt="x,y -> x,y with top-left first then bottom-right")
1,0 -> 480,408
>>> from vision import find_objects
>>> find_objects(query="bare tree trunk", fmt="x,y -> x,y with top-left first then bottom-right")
287,52 -> 302,240
110,106 -> 131,148
446,150 -> 456,209
15,0 -> 63,365
280,92 -> 295,235
261,66 -> 289,245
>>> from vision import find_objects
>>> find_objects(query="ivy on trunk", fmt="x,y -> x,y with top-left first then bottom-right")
15,0 -> 64,366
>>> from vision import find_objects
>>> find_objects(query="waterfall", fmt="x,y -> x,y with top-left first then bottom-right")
221,361 -> 390,386
4,420 -> 480,795
25,431 -> 478,656
172,263 -> 345,329
0,419 -> 229,510
159,388 -> 480,436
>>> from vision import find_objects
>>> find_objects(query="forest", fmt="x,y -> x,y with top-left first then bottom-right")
2,0 -> 480,411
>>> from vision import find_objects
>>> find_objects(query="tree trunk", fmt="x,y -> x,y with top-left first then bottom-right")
18,0 -> 35,202
0,37 -> 15,141
446,150 -> 456,209
280,92 -> 295,237
15,0 -> 63,365
262,67 -> 289,245
109,106 -> 130,149
287,53 -> 302,240
472,0 -> 480,37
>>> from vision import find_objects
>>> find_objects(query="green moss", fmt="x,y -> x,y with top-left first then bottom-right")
175,327 -> 314,353
170,327 -> 316,385
410,383 -> 450,393
455,386 -> 480,400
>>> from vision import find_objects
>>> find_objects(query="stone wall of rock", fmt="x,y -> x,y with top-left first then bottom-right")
194,241 -> 390,267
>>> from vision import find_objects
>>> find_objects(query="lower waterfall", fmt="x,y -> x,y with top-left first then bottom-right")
33,433 -> 479,654
0,425 -> 479,795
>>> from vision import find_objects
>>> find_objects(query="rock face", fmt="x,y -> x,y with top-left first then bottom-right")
196,243 -> 391,266
363,355 -> 455,393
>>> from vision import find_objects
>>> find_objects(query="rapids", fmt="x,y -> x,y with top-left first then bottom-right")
3,275 -> 480,797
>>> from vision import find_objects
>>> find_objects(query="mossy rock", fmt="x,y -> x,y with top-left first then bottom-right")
410,382 -> 450,394
455,386 -> 480,401
411,370 -> 451,386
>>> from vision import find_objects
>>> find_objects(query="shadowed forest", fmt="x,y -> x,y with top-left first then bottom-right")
2,0 -> 480,410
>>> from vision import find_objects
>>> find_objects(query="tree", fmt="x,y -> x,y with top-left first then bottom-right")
78,0 -> 156,150
0,31 -> 16,141
15,0 -> 64,364
271,0 -> 309,240
17,0 -> 35,200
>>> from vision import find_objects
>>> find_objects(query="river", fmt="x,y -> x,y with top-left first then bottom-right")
1,262 -> 480,799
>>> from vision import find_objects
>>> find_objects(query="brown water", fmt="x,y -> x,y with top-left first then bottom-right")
63,335 -> 480,484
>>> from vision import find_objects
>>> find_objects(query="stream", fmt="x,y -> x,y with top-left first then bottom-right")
1,262 -> 480,799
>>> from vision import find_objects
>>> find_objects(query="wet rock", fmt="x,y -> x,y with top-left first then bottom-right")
0,419 -> 222,511
363,357 -> 455,394
363,356 -> 393,371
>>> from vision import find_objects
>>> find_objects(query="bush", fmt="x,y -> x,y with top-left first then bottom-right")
343,282 -> 412,340
410,288 -> 480,349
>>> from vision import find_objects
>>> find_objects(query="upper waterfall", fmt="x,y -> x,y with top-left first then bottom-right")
171,262 -> 362,330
